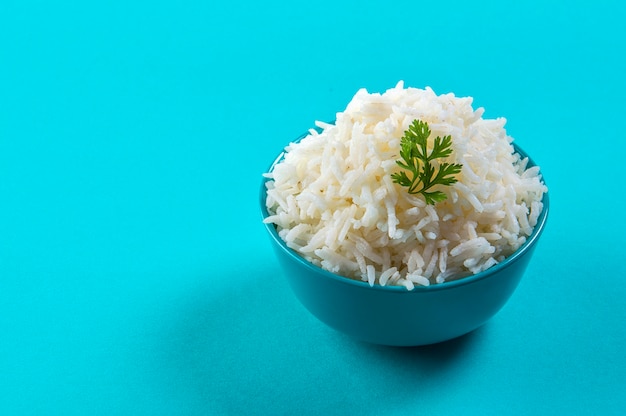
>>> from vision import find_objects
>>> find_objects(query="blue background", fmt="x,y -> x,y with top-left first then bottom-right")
1,0 -> 625,414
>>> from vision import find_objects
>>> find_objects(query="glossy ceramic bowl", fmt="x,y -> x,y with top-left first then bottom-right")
260,133 -> 549,346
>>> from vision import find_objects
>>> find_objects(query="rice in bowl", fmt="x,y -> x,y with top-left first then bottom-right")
263,82 -> 547,290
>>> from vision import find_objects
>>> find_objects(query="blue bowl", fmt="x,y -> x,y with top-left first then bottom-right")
260,132 -> 549,346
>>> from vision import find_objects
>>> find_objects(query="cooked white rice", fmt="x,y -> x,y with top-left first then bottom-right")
263,81 -> 547,289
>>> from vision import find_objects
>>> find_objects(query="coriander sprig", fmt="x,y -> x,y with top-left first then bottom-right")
391,119 -> 463,205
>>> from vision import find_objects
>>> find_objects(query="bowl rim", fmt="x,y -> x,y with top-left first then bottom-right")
260,128 -> 549,293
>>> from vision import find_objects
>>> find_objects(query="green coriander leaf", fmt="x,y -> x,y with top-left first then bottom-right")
390,120 -> 463,205
430,135 -> 454,160
422,191 -> 448,205
391,171 -> 412,188
435,162 -> 463,186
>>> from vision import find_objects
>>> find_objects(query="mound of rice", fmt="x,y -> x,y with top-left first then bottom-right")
263,81 -> 547,290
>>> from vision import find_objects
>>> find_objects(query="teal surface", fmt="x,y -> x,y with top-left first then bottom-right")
1,0 -> 625,415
